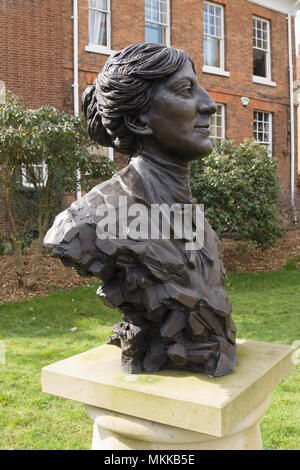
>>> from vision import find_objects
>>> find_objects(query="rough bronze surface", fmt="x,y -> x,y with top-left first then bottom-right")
44,43 -> 236,377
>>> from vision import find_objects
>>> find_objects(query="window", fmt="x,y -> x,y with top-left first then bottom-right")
22,163 -> 48,189
252,17 -> 275,86
97,145 -> 114,161
86,146 -> 114,175
145,0 -> 170,45
85,146 -> 114,176
87,0 -> 111,51
203,2 -> 229,76
253,111 -> 272,154
209,104 -> 225,145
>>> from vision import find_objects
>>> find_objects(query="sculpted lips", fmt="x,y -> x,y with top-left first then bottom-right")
194,123 -> 210,134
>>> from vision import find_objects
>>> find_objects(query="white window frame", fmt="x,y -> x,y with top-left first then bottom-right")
210,103 -> 225,145
108,147 -> 114,161
22,163 -> 48,189
252,16 -> 276,87
202,2 -> 230,77
85,0 -> 114,55
145,0 -> 171,46
253,110 -> 273,155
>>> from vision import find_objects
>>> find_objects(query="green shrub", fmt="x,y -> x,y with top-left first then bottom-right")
190,139 -> 282,249
0,91 -> 119,287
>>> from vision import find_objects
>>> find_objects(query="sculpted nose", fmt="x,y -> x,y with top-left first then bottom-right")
198,89 -> 217,116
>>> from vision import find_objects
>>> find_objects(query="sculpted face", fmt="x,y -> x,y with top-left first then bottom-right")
138,60 -> 217,162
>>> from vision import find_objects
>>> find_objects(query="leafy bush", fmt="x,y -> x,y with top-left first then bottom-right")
0,92 -> 118,287
190,139 -> 282,249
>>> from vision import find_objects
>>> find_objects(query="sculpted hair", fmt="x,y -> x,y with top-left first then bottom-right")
82,43 -> 189,155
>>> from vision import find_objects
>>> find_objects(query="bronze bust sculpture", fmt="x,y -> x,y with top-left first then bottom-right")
44,43 -> 237,377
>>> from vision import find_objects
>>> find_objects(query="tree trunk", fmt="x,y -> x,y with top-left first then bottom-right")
12,240 -> 26,288
1,165 -> 26,287
26,236 -> 44,289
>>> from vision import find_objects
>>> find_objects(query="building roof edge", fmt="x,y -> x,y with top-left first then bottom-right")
246,0 -> 300,16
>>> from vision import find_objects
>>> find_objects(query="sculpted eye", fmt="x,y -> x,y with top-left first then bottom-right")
179,85 -> 192,97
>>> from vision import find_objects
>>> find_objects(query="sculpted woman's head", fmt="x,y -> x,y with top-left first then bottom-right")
82,43 -> 217,162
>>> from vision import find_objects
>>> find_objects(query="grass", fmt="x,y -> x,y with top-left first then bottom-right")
0,284 -> 121,450
0,271 -> 299,450
225,270 -> 300,450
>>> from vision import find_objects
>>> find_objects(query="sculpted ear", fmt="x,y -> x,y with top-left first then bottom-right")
124,113 -> 153,136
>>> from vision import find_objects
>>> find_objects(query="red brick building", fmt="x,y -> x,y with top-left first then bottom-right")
297,45 -> 300,78
296,44 -> 300,185
1,0 -> 300,229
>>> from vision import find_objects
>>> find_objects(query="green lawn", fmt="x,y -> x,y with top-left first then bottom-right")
0,271 -> 299,450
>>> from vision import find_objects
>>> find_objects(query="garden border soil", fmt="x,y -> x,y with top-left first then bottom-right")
0,229 -> 299,305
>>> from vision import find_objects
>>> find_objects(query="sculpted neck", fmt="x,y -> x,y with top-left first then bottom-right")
130,148 -> 193,204
138,143 -> 191,169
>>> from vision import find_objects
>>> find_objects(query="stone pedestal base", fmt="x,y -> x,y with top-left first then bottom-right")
42,340 -> 295,450
85,397 -> 269,450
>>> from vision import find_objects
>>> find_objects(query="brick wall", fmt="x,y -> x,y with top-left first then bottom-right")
0,0 -> 64,109
296,39 -> 300,176
0,0 -> 66,233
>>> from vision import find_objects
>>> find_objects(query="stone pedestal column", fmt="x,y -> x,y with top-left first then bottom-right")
85,397 -> 269,450
42,340 -> 295,450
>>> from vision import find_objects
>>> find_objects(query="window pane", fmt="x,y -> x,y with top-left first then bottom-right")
89,0 -> 107,10
203,9 -> 208,31
257,132 -> 264,142
160,0 -> 167,23
216,16 -> 222,37
22,164 -> 47,188
254,111 -> 271,152
209,23 -> 215,36
205,4 -> 222,37
24,168 -> 34,186
35,165 -> 43,181
152,0 -> 160,22
210,123 -> 217,139
253,17 -> 269,51
210,104 -> 224,143
89,10 -> 107,46
204,36 -> 220,67
145,7 -> 151,20
145,0 -> 167,25
145,22 -> 165,44
145,0 -> 168,44
253,48 -> 266,77
88,145 -> 109,158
